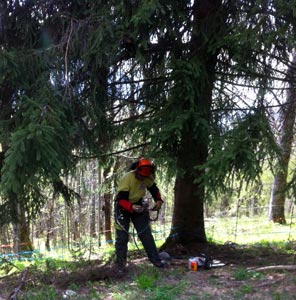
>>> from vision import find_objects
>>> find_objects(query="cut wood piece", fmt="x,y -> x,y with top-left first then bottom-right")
7,267 -> 29,300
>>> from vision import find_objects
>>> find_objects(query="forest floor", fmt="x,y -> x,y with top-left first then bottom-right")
0,242 -> 296,299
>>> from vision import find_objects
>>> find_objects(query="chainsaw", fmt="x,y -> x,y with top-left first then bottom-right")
142,198 -> 160,221
159,251 -> 226,270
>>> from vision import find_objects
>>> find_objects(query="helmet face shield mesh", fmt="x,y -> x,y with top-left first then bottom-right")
137,166 -> 153,177
136,158 -> 154,177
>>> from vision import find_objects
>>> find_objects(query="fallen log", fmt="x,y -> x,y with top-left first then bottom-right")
254,277 -> 285,287
252,265 -> 296,271
7,267 -> 29,300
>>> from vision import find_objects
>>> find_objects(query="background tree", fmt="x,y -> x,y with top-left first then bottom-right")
269,53 -> 296,224
106,0 -> 294,245
0,1 -> 108,249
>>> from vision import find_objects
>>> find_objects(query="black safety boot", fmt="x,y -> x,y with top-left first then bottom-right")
153,261 -> 165,268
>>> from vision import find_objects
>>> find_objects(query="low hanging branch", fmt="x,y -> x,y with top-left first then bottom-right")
7,267 -> 29,300
73,142 -> 151,159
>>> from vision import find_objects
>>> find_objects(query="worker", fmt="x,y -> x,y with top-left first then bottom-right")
114,158 -> 164,270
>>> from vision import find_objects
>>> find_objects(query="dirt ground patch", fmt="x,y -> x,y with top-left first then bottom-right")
1,242 -> 295,299
164,242 -> 296,299
118,242 -> 295,299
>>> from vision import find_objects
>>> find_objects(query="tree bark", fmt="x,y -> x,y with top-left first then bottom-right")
18,206 -> 34,254
103,165 -> 114,245
45,193 -> 55,251
163,119 -> 210,245
103,192 -> 112,244
269,53 -> 296,224
169,176 -> 206,244
90,161 -> 97,238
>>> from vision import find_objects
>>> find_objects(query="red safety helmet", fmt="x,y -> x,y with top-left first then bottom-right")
136,158 -> 154,177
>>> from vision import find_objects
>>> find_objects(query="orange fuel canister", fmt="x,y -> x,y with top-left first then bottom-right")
188,258 -> 198,271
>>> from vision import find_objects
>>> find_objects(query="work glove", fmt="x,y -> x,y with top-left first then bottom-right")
152,200 -> 163,211
132,204 -> 144,213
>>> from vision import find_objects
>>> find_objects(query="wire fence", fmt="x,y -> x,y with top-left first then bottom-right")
0,204 -> 295,263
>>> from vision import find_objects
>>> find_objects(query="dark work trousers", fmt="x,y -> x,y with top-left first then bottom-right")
115,210 -> 161,266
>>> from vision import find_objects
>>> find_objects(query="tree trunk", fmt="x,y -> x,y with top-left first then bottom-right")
169,176 -> 206,245
269,175 -> 287,224
251,197 -> 259,216
12,222 -> 19,255
269,53 -> 296,224
103,192 -> 112,244
163,0 -> 222,247
90,194 -> 97,238
12,202 -> 33,255
97,169 -> 102,247
45,193 -> 55,251
103,165 -> 113,245
73,218 -> 80,241
18,206 -> 34,254
90,161 -> 97,238
220,194 -> 230,216
163,120 -> 210,246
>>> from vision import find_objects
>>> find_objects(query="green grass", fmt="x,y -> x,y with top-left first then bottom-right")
20,286 -> 59,300
2,215 -> 296,300
145,283 -> 186,300
135,272 -> 159,290
6,241 -> 295,300
233,267 -> 263,281
2,214 -> 293,271
205,215 -> 296,244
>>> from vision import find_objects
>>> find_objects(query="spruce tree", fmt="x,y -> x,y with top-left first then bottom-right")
1,0 -> 296,250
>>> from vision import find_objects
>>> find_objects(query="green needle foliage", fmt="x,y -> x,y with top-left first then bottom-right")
201,110 -> 280,196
